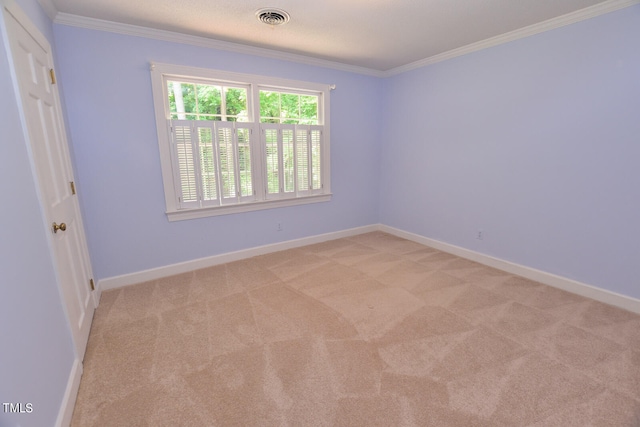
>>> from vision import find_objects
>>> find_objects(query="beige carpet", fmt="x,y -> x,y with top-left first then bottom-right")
71,232 -> 640,426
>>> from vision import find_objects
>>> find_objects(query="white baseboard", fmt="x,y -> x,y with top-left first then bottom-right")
98,224 -> 379,291
56,358 -> 82,427
98,223 -> 639,314
379,224 -> 640,314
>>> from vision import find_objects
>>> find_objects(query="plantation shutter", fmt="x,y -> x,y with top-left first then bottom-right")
294,125 -> 324,196
295,126 -> 310,195
261,123 -> 295,199
215,122 -> 255,205
196,123 -> 219,206
282,128 -> 295,193
216,122 -> 237,203
171,120 -> 256,209
263,124 -> 280,196
171,120 -> 199,208
310,126 -> 323,191
235,123 -> 254,200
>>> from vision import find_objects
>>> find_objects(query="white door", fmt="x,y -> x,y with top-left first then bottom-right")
3,3 -> 95,358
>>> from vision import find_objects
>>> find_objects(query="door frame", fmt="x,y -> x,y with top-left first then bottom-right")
1,0 -> 99,352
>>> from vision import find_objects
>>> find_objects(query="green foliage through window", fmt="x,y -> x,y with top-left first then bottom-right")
259,91 -> 318,124
168,80 -> 248,121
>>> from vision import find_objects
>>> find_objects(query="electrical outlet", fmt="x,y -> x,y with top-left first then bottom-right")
277,222 -> 283,231
476,230 -> 483,240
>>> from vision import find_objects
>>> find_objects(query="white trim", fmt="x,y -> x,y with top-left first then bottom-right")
99,224 -> 640,313
2,0 -> 50,51
98,223 -> 640,313
91,277 -> 102,308
150,61 -> 333,93
167,193 -> 332,221
54,13 -> 384,77
385,0 -> 640,76
379,225 -> 640,314
52,0 -> 639,76
55,358 -> 82,427
98,224 -> 379,290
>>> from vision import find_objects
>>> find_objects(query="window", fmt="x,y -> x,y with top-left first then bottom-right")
167,81 -> 249,122
150,63 -> 331,220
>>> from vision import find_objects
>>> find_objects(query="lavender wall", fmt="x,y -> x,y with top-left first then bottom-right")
380,6 -> 640,299
54,5 -> 640,302
0,1 -> 75,425
52,27 -> 383,281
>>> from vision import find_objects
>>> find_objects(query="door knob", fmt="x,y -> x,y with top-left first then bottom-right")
52,222 -> 67,233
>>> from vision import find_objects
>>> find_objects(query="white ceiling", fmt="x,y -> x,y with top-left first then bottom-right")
42,0 -> 635,72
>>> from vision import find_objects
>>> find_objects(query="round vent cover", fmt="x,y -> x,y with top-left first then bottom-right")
256,8 -> 290,26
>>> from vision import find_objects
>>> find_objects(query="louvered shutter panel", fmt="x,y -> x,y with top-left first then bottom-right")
196,123 -> 219,204
282,127 -> 295,193
171,120 -> 199,208
310,127 -> 322,191
236,123 -> 254,199
262,123 -> 295,199
296,126 -> 310,195
263,125 -> 280,195
216,122 -> 237,203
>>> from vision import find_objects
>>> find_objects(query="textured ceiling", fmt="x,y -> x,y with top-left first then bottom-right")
44,0 -> 626,71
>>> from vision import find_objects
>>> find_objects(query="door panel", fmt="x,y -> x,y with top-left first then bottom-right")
4,5 -> 95,358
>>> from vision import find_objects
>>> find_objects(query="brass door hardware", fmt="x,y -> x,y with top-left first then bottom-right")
52,222 -> 67,233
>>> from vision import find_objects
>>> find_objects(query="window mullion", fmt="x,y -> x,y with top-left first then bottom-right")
221,86 -> 227,122
252,85 -> 265,201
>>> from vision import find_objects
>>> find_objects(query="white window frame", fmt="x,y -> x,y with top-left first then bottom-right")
150,62 -> 332,221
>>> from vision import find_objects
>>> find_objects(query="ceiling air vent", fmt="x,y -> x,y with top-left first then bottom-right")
256,8 -> 290,26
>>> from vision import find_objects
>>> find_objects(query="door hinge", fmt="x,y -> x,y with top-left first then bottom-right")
49,68 -> 56,85
89,278 -> 95,291
70,181 -> 76,195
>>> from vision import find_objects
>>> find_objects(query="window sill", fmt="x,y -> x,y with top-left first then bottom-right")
166,193 -> 332,221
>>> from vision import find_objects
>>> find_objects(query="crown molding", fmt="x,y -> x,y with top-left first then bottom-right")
52,0 -> 639,78
384,0 -> 640,76
53,13 -> 386,77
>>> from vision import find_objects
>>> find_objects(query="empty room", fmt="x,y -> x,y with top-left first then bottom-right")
1,0 -> 639,425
